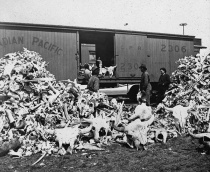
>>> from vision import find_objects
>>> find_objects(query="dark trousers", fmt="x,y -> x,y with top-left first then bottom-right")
156,88 -> 166,104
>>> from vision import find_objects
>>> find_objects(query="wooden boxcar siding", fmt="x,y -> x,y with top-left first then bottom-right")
81,44 -> 95,64
0,29 -> 78,81
168,39 -> 194,74
146,37 -> 194,82
115,34 -> 147,78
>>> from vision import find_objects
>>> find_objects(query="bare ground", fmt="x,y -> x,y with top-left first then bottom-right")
0,136 -> 210,172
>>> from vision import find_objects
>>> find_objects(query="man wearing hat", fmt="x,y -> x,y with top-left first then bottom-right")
87,66 -> 100,93
139,64 -> 152,106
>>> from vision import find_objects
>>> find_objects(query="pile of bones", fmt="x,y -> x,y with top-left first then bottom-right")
0,48 -> 210,161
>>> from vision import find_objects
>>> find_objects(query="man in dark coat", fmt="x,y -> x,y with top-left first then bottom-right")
87,66 -> 100,93
156,67 -> 171,104
139,64 -> 152,106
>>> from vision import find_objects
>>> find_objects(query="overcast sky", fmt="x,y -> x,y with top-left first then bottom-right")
0,0 -> 210,55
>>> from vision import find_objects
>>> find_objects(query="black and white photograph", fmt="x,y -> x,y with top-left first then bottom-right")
0,0 -> 210,171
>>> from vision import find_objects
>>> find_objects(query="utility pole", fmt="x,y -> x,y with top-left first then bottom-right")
179,23 -> 187,35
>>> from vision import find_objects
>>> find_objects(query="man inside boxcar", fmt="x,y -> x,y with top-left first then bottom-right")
83,63 -> 91,84
139,64 -> 152,106
156,67 -> 171,104
87,66 -> 100,93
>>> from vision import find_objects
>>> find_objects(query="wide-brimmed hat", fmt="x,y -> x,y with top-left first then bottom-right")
139,64 -> 147,70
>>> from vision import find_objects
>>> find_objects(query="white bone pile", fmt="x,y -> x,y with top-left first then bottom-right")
0,49 -> 210,159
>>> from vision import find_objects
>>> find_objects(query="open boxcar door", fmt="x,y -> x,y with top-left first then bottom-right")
115,34 -> 147,78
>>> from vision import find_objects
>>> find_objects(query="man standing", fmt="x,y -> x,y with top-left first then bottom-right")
139,64 -> 152,106
157,67 -> 171,104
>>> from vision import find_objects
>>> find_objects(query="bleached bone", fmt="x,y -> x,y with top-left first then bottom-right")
5,109 -> 15,124
99,68 -> 108,76
76,143 -> 105,151
3,60 -> 17,77
189,131 -> 210,148
105,65 -> 117,77
32,152 -> 47,166
155,128 -> 168,144
48,124 -> 92,154
160,100 -> 195,133
82,115 -> 110,142
188,131 -> 210,139
113,115 -> 155,150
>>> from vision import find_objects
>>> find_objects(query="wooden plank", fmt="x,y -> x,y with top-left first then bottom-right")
169,39 -> 194,75
146,38 -> 169,82
146,38 -> 194,82
0,29 -> 6,56
115,34 -> 146,78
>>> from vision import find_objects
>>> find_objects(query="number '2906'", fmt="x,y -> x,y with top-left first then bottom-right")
161,45 -> 186,53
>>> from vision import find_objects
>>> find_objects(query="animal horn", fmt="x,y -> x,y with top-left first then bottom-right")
82,118 -> 93,124
93,129 -> 100,142
112,124 -> 125,132
79,125 -> 93,134
189,132 -> 210,139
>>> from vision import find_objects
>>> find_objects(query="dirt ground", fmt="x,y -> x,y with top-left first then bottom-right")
0,136 -> 210,172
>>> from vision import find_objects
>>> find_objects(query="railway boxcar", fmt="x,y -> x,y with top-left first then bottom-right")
0,22 -> 205,97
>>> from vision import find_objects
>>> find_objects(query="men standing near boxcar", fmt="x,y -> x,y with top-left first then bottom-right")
139,64 -> 152,106
87,66 -> 100,93
156,67 -> 171,104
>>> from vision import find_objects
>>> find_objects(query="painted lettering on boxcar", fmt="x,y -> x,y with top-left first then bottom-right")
32,37 -> 63,55
161,44 -> 187,53
0,36 -> 24,46
0,36 -> 63,55
120,62 -> 140,72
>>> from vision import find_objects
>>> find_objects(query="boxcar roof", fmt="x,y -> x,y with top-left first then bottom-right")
0,22 -> 195,40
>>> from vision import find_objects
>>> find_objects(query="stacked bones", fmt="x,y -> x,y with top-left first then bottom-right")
159,54 -> 210,134
0,48 -> 126,157
0,48 -> 210,158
